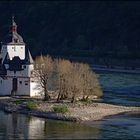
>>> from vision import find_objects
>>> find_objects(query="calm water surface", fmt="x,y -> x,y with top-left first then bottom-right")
0,72 -> 140,139
97,72 -> 140,106
0,111 -> 140,139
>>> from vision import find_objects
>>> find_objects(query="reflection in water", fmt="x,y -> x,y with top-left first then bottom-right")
28,117 -> 100,139
0,112 -> 29,139
0,111 -> 139,139
42,120 -> 100,139
0,111 -> 100,139
12,113 -> 18,139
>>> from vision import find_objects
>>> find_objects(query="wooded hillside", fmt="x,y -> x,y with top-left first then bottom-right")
0,1 -> 140,59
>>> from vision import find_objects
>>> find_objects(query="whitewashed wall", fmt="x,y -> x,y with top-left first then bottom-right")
0,77 -> 42,96
16,77 -> 30,96
22,65 -> 34,77
1,44 -> 25,62
0,77 -> 30,96
7,44 -> 25,60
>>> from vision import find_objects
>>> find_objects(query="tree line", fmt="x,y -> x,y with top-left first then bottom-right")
34,55 -> 103,102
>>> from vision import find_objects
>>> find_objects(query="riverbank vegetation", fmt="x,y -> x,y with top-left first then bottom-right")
53,105 -> 69,114
34,55 -> 103,102
26,101 -> 38,110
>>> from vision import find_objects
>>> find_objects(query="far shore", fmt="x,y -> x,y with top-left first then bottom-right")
0,97 -> 140,123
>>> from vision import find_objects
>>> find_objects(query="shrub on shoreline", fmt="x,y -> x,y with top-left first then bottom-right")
53,105 -> 68,114
15,100 -> 23,105
26,101 -> 38,110
14,99 -> 28,105
80,98 -> 93,105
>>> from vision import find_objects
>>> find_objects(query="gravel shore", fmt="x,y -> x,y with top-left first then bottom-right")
0,97 -> 140,122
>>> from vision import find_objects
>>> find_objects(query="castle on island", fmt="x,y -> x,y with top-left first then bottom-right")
0,18 -> 41,96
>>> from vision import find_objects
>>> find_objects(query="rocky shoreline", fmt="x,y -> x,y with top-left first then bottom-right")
0,97 -> 140,123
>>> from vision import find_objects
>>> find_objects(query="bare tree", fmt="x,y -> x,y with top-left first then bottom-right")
34,55 -> 102,102
82,70 -> 102,100
34,55 -> 54,101
55,59 -> 72,101
62,62 -> 83,103
67,63 -> 103,102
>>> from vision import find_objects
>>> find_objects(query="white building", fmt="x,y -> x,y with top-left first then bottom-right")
0,18 -> 41,96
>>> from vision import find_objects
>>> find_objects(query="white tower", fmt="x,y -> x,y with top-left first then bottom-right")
1,16 -> 25,62
0,17 -> 41,96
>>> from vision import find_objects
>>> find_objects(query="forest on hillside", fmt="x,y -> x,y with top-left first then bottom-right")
0,1 -> 140,61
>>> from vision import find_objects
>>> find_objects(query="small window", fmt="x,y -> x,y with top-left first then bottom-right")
19,81 -> 22,84
14,38 -> 18,43
25,81 -> 28,86
31,71 -> 33,75
23,66 -> 26,69
12,47 -> 16,51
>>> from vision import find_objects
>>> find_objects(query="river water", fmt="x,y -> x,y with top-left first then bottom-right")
0,72 -> 140,139
98,72 -> 140,106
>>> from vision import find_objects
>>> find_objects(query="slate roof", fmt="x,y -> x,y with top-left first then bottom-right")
2,49 -> 34,71
3,53 -> 10,64
0,64 -> 6,76
9,56 -> 23,71
24,49 -> 34,64
2,34 -> 25,45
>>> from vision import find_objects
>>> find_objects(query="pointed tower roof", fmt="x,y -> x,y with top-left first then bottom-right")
2,16 -> 25,45
11,16 -> 24,44
24,49 -> 34,64
3,52 -> 10,64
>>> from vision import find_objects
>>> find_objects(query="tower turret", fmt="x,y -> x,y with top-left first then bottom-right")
10,16 -> 24,44
1,17 -> 25,62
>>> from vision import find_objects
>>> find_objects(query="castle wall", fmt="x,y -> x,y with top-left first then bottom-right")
0,76 -> 42,96
0,77 -> 30,96
16,77 -> 30,96
7,65 -> 34,77
0,77 -> 12,95
22,64 -> 34,77
0,19 -> 42,97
